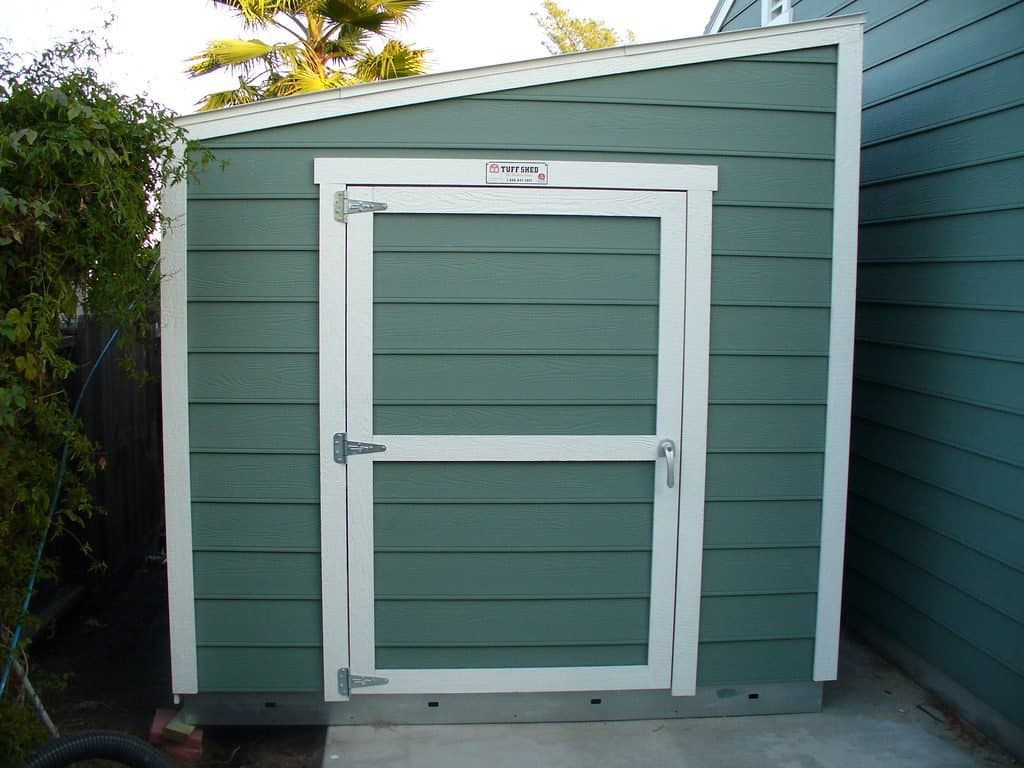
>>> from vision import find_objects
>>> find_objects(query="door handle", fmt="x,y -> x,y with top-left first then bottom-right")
658,439 -> 676,489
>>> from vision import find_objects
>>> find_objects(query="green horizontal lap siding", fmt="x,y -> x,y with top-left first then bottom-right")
725,0 -> 1024,725
374,303 -> 657,354
844,584 -> 1024,724
375,251 -> 659,303
188,302 -> 317,351
722,0 -> 761,30
373,211 -> 658,436
845,539 -> 1024,677
700,594 -> 818,641
853,381 -> 1024,467
189,403 -> 318,453
190,454 -> 318,502
856,304 -> 1024,362
860,53 -> 1024,146
188,47 -> 838,688
192,502 -> 319,550
373,462 -> 653,669
704,501 -> 822,548
374,503 -> 653,550
195,599 -> 322,645
858,260 -> 1024,311
197,647 -> 322,693
215,100 -> 836,158
697,639 -> 815,685
862,105 -> 1024,186
188,352 -> 317,402
188,250 -> 317,299
193,551 -> 320,598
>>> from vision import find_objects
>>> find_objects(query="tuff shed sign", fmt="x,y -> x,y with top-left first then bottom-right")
485,161 -> 549,185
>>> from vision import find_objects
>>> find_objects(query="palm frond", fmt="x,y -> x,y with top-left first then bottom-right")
320,32 -> 366,61
352,39 -> 427,82
318,0 -> 392,34
266,66 -> 350,97
212,0 -> 315,27
196,77 -> 264,110
375,0 -> 425,25
193,0 -> 428,104
187,38 -> 278,76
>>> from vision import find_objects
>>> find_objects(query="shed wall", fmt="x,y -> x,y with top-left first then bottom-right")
720,0 -> 1024,727
186,48 -> 839,693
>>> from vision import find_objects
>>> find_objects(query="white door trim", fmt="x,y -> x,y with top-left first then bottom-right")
316,159 -> 716,701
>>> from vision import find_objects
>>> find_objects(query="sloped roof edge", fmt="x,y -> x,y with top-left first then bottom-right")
705,0 -> 735,34
178,15 -> 864,140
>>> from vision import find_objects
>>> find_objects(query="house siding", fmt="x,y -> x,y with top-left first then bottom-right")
719,0 -> 1024,728
186,48 -> 838,692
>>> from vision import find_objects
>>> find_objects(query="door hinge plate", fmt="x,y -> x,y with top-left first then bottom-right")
333,433 -> 387,464
338,668 -> 389,696
334,191 -> 387,222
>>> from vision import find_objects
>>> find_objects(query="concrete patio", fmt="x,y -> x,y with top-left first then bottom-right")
321,634 -> 1017,767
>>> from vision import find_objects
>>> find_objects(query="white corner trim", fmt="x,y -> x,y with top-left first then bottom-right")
160,146 -> 198,695
318,181 -> 351,702
705,0 -> 737,34
671,188 -> 714,697
180,16 -> 864,140
814,23 -> 863,682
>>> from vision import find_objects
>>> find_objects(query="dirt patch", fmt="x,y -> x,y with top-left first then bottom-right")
30,565 -> 323,767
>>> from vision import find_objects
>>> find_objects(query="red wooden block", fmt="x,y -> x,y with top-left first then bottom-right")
150,708 -> 203,761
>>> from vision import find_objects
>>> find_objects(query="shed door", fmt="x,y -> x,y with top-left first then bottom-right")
338,184 -> 686,696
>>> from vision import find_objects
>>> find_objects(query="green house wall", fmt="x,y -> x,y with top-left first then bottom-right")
720,0 -> 1024,729
185,47 -> 839,693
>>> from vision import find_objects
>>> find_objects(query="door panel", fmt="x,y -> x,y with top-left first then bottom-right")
345,186 -> 685,694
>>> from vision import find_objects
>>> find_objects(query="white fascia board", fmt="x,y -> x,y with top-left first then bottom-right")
705,0 -> 737,34
813,21 -> 863,682
178,15 -> 865,141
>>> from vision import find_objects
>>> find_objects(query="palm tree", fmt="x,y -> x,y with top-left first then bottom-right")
188,0 -> 428,111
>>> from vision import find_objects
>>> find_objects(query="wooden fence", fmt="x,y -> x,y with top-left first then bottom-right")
57,318 -> 165,598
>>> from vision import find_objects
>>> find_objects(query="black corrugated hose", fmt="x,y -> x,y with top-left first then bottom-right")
21,729 -> 174,768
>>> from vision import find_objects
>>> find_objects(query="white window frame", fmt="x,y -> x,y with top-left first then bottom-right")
763,0 -> 794,26
315,159 -> 717,701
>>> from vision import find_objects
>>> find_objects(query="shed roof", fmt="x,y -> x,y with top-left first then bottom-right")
178,15 -> 863,141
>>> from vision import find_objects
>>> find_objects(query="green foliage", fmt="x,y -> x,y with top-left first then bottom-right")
189,0 -> 429,110
533,0 -> 636,54
0,36 -> 206,760
0,692 -> 49,759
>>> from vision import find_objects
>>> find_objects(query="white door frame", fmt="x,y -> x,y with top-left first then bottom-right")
315,159 -> 717,701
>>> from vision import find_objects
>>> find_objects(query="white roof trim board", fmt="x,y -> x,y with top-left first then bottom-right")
178,15 -> 864,139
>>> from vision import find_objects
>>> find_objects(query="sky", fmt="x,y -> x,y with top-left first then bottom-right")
0,0 -> 719,114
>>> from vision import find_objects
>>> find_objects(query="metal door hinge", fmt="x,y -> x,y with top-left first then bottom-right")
333,432 -> 387,464
338,668 -> 389,696
334,191 -> 387,222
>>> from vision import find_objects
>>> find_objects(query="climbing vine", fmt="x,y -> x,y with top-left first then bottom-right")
0,36 -> 208,758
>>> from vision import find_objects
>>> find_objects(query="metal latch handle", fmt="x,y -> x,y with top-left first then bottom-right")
658,439 -> 676,489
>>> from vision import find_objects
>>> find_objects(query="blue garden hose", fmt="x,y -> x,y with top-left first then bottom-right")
0,325 -> 123,700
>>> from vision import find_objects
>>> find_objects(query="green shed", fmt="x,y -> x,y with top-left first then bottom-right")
160,16 -> 864,724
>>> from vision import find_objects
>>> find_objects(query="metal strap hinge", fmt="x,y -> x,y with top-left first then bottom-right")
334,191 -> 387,222
338,668 -> 389,696
333,432 -> 386,464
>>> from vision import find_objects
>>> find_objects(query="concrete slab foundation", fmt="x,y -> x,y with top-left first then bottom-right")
321,636 -> 1018,767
